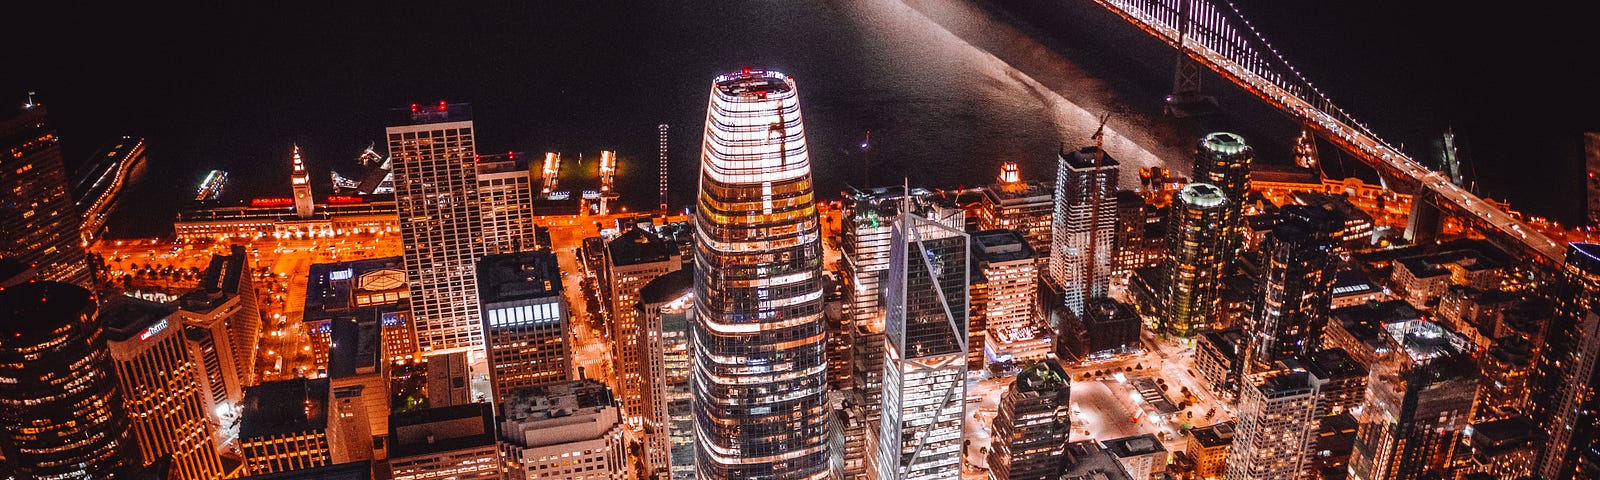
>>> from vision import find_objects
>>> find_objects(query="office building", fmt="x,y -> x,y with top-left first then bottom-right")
327,317 -> 390,462
970,229 -> 1042,368
1163,183 -> 1229,336
1188,422 -> 1234,480
239,378 -> 334,475
177,287 -> 247,443
1531,243 -> 1600,477
1302,348 -> 1367,417
426,352 -> 472,408
1051,146 -> 1120,316
1056,298 -> 1141,362
1246,205 -> 1342,372
639,269 -> 696,479
304,256 -> 418,370
1102,435 -> 1167,480
390,101 -> 486,354
0,105 -> 89,286
691,69 -> 829,479
1194,327 -> 1247,400
102,296 -> 228,480
980,162 -> 1055,267
1347,320 -> 1478,480
604,226 -> 681,459
1191,133 -> 1253,268
1225,368 -> 1325,480
475,154 -> 539,254
0,282 -> 132,479
476,251 -> 569,406
198,246 -> 264,384
387,403 -> 499,480
1322,300 -> 1421,367
498,380 -> 627,480
292,145 -> 315,218
1113,190 -> 1149,277
987,359 -> 1072,480
1466,416 -> 1542,479
873,210 -> 968,480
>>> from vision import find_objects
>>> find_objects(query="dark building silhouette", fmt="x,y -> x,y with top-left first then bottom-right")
1,105 -> 89,286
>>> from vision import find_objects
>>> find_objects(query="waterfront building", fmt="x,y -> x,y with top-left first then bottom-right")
390,101 -> 486,355
1245,204 -> 1342,372
690,69 -> 829,479
1225,368 -> 1325,480
239,378 -> 334,475
475,251 -> 569,406
387,403 -> 499,480
1163,183 -> 1230,336
874,211 -> 968,480
1191,133 -> 1253,268
638,269 -> 696,479
1051,146 -> 1120,316
72,136 -> 145,244
498,380 -> 627,480
102,296 -> 228,480
0,105 -> 89,286
0,282 -> 132,479
1347,320 -> 1478,480
293,145 -> 315,218
981,162 -> 1055,267
987,359 -> 1072,480
970,229 -> 1042,368
1531,243 -> 1600,477
603,226 -> 681,460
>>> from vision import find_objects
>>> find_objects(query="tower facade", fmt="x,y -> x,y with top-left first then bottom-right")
390,102 -> 487,354
292,145 -> 314,218
1348,320 -> 1478,480
1,105 -> 89,286
1246,205 -> 1342,372
0,282 -> 131,479
875,211 -> 968,480
987,359 -> 1071,480
1225,368 -> 1325,480
476,251 -> 569,405
1531,243 -> 1600,477
1051,146 -> 1120,315
1191,133 -> 1253,268
691,69 -> 829,479
1164,183 -> 1229,336
103,296 -> 228,480
475,155 -> 539,254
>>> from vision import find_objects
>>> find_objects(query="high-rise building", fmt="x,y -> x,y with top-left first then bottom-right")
1586,133 -> 1600,227
176,287 -> 247,443
0,282 -> 132,479
327,316 -> 390,462
292,145 -> 315,218
1191,133 -> 1253,268
387,403 -> 500,480
638,269 -> 696,479
691,69 -> 829,479
239,377 -> 334,475
874,211 -> 968,480
1531,242 -> 1600,477
1302,348 -> 1367,418
603,226 -> 681,458
1164,183 -> 1230,336
102,296 -> 229,480
475,154 -> 539,254
475,251 -> 569,406
0,105 -> 89,286
498,380 -> 628,480
970,229 -> 1043,368
1056,298 -> 1142,362
197,246 -> 263,385
1225,367 -> 1326,480
1188,422 -> 1235,480
1347,320 -> 1478,480
1051,146 -> 1120,316
987,359 -> 1071,480
1245,205 -> 1342,372
390,101 -> 486,354
981,162 -> 1055,268
1112,190 -> 1149,277
1466,416 -> 1543,480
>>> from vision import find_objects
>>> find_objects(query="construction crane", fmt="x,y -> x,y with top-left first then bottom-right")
1085,112 -> 1112,305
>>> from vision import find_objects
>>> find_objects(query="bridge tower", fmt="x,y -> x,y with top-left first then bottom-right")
1405,189 -> 1442,245
1165,0 -> 1216,117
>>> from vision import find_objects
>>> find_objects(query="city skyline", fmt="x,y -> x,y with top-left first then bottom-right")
3,2 -> 1600,480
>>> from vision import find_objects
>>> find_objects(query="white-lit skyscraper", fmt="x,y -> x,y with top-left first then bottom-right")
390,102 -> 486,354
691,69 -> 830,480
874,210 -> 968,480
1051,146 -> 1120,316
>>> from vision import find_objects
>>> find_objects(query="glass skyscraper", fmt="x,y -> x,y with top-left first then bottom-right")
1164,183 -> 1229,336
1,105 -> 89,286
692,69 -> 829,479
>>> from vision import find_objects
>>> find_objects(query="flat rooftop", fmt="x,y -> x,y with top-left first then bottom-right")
970,229 -> 1035,263
475,251 -> 562,305
240,377 -> 330,439
388,403 -> 496,459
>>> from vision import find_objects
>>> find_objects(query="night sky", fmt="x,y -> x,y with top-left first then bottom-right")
4,1 -> 1597,224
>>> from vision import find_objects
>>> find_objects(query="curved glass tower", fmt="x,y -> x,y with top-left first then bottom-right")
1164,183 -> 1229,336
692,69 -> 829,479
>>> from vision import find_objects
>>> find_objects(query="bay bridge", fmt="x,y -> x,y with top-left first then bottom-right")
1086,0 -> 1566,263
